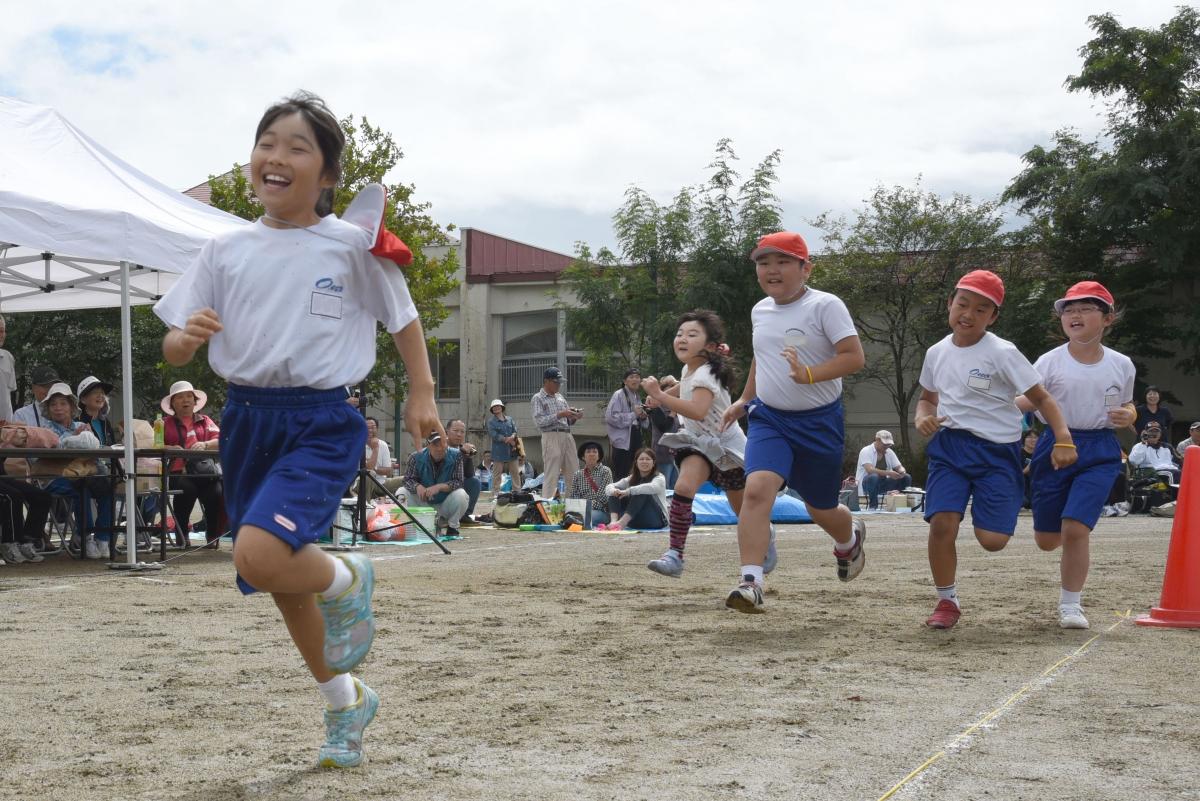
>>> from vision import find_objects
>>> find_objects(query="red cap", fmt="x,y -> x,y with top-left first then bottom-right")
750,231 -> 809,263
955,270 -> 1005,308
1054,281 -> 1114,314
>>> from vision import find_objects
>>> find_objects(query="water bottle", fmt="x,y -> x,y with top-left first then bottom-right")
153,413 -> 164,447
558,477 -> 566,497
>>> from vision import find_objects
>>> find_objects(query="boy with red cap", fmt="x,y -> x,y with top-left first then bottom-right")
915,270 -> 1076,630
721,231 -> 867,613
1016,281 -> 1135,629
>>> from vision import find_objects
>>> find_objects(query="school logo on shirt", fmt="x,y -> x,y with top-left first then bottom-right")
314,277 -> 344,293
966,368 -> 992,390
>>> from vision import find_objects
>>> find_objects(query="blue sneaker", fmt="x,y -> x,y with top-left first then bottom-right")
647,549 -> 684,578
763,524 -> 778,575
317,553 -> 376,674
318,678 -> 379,768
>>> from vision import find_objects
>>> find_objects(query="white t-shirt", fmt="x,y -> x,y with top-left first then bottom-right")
855,443 -> 902,486
154,217 -> 419,389
0,349 -> 15,421
679,362 -> 747,459
919,332 -> 1042,444
751,287 -> 859,411
366,439 -> 393,472
1032,344 -> 1135,430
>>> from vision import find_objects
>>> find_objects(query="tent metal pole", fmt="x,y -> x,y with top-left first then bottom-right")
111,260 -> 160,571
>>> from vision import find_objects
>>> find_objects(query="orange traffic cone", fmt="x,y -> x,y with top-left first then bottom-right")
1137,447 -> 1200,628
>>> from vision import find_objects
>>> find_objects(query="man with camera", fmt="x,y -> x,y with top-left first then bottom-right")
1130,422 -> 1181,484
531,367 -> 582,500
605,368 -> 650,479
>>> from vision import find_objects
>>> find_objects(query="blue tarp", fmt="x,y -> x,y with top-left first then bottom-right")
691,488 -> 814,525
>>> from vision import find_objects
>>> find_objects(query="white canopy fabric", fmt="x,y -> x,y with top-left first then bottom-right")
0,95 -> 247,311
0,95 -> 248,567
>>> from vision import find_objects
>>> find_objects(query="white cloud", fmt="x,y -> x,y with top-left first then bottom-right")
0,0 -> 1185,253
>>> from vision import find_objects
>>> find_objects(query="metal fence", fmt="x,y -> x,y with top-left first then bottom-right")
500,354 -> 611,403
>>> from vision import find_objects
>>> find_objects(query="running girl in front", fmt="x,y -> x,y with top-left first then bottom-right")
640,310 -> 760,578
154,91 -> 442,769
1018,281 -> 1135,629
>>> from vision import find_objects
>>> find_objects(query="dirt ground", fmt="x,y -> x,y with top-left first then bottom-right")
1,510 -> 1197,801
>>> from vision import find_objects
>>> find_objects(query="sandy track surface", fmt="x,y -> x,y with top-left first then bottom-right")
1,512 -> 1196,800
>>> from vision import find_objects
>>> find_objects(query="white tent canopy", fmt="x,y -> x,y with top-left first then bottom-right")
0,95 -> 247,310
0,95 -> 247,567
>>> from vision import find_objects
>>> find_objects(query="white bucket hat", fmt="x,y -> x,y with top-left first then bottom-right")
44,381 -> 78,407
489,398 -> 505,411
161,380 -> 208,414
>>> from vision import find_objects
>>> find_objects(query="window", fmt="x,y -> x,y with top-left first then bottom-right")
503,311 -> 558,357
429,340 -> 460,400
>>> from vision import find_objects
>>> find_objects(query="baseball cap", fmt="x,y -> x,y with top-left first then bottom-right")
623,367 -> 641,379
1054,281 -> 1115,314
30,365 -> 59,385
543,367 -> 566,383
425,431 -> 444,445
1190,421 -> 1200,431
750,231 -> 809,263
955,270 -> 1005,308
875,430 -> 894,445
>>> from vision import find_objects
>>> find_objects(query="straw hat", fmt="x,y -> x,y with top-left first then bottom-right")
161,380 -> 208,414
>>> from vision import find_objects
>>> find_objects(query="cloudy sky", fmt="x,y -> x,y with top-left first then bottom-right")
1,1 -> 1184,255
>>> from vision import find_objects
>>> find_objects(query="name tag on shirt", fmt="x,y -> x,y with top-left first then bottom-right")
1104,391 -> 1121,407
310,290 -> 343,319
966,374 -> 991,391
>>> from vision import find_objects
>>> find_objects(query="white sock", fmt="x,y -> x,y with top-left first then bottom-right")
322,556 -> 354,598
741,565 -> 764,585
317,673 -> 357,709
834,530 -> 857,554
1060,589 -> 1082,606
936,584 -> 960,608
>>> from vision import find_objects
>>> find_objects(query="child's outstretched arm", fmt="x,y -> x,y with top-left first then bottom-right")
914,388 -> 946,436
721,358 -> 757,430
641,377 -> 712,422
162,308 -> 222,366
1023,384 -> 1077,469
392,318 -> 445,449
782,335 -> 865,385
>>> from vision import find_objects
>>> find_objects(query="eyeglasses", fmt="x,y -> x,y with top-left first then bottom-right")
1060,305 -> 1104,316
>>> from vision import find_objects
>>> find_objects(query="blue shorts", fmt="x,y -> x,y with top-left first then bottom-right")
220,384 -> 367,594
743,398 -> 844,510
924,428 -> 1023,535
1030,428 -> 1121,533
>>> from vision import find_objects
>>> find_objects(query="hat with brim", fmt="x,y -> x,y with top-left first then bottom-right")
955,270 -> 1005,308
750,231 -> 810,263
30,365 -> 59,386
44,382 -> 78,408
76,376 -> 114,406
161,380 -> 208,414
489,398 -> 505,411
1053,281 -> 1115,314
875,430 -> 894,445
578,440 -> 605,460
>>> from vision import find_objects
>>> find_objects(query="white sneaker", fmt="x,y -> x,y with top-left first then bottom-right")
1100,505 -> 1116,518
84,537 -> 102,560
1114,501 -> 1131,517
18,543 -> 44,563
1059,604 -> 1089,629
1,542 -> 26,564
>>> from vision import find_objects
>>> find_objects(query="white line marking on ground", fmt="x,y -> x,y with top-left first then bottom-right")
875,612 -> 1131,801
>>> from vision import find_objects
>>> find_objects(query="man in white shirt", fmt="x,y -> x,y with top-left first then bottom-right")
855,429 -> 910,510
1175,421 -> 1200,460
12,365 -> 58,428
1130,423 -> 1180,483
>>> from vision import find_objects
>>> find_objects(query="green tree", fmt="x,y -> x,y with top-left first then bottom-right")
1004,8 -> 1200,374
560,140 -> 783,391
207,115 -> 459,403
812,181 -> 1034,455
557,185 -> 694,382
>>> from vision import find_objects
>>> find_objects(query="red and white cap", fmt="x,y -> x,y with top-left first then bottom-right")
955,270 -> 1005,308
1054,281 -> 1114,314
750,231 -> 809,263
